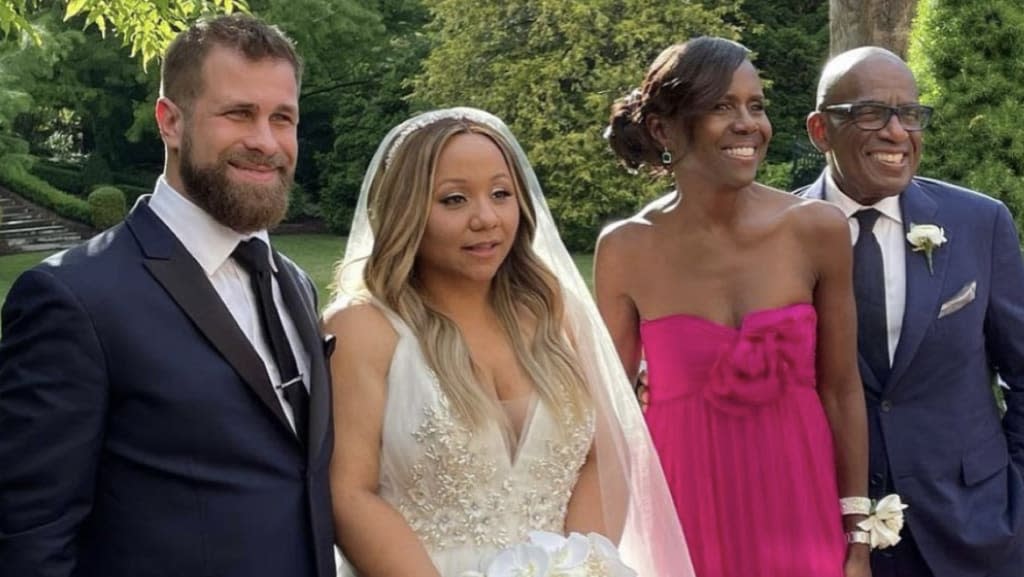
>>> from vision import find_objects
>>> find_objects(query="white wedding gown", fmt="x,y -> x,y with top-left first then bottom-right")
337,308 -> 595,577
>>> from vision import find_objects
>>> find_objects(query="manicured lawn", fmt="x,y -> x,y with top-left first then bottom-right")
271,233 -> 347,304
0,234 -> 595,334
572,253 -> 594,288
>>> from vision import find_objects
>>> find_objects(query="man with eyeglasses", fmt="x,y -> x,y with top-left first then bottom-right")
796,46 -> 1024,577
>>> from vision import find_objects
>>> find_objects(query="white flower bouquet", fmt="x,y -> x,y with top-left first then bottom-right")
461,531 -> 637,577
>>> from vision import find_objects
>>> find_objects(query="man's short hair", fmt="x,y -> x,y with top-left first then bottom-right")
160,13 -> 302,112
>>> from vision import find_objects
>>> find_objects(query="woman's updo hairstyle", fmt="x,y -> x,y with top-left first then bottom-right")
607,36 -> 750,174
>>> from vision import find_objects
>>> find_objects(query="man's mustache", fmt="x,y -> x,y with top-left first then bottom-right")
223,151 -> 289,171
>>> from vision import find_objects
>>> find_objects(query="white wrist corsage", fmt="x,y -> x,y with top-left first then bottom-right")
840,494 -> 909,549
461,531 -> 636,577
906,223 -> 947,275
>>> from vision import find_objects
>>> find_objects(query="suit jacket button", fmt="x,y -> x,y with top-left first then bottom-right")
871,473 -> 884,486
880,400 -> 893,412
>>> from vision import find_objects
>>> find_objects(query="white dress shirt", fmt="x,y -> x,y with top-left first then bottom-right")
825,172 -> 906,363
149,176 -> 311,431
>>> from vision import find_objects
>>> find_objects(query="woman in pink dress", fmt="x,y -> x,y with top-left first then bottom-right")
596,37 -> 871,577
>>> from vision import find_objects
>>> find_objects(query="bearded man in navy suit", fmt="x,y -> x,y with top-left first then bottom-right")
0,14 -> 335,577
796,46 -> 1024,577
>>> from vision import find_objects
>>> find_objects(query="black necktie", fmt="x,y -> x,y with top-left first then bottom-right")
853,209 -> 890,385
232,239 -> 309,443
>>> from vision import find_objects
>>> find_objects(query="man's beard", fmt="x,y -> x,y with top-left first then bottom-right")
179,131 -> 292,233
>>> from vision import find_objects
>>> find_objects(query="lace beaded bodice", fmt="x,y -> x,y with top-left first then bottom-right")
338,308 -> 594,576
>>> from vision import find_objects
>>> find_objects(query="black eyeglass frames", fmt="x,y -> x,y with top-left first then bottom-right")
820,103 -> 934,131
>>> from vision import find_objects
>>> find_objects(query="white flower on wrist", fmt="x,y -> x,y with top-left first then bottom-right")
856,494 -> 909,549
906,224 -> 947,275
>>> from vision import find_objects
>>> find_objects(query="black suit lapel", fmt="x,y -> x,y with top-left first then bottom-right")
273,252 -> 331,461
126,201 -> 294,434
888,181 -> 949,389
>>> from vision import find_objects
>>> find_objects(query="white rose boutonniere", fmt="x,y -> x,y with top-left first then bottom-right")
906,223 -> 947,275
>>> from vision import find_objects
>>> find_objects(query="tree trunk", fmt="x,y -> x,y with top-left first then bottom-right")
830,0 -> 919,58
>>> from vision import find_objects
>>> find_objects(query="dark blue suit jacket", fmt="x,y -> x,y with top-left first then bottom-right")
798,174 -> 1024,577
0,199 -> 336,577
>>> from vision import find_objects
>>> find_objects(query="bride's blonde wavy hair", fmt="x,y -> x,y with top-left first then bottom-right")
358,118 -> 589,429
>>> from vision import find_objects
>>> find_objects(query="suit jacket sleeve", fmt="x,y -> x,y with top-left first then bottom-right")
0,268 -> 108,577
984,204 -> 1024,472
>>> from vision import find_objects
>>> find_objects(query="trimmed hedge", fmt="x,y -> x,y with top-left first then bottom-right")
37,159 -> 81,172
88,186 -> 127,229
27,161 -> 153,206
31,163 -> 83,195
0,163 -> 90,224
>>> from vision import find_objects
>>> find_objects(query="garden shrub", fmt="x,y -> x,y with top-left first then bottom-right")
87,185 -> 126,229
909,1 -> 1024,238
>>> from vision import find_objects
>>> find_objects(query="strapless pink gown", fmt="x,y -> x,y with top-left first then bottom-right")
641,303 -> 845,577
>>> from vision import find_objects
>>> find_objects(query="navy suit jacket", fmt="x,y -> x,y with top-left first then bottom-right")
0,199 -> 336,577
798,174 -> 1024,577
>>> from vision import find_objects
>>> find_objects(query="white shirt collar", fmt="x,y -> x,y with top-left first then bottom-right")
149,176 -> 275,276
823,169 -> 902,225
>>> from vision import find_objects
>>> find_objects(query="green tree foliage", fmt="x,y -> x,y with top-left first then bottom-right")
255,0 -> 385,204
737,0 -> 828,166
413,0 -> 742,250
87,184 -> 125,228
309,0 -> 430,234
909,1 -> 1024,236
0,0 -> 246,67
7,4 -> 177,180
0,1 -> 35,38
0,9 -> 67,157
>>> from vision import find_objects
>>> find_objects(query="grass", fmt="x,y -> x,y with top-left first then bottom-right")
0,234 -> 595,334
572,253 -> 594,288
271,233 -> 346,303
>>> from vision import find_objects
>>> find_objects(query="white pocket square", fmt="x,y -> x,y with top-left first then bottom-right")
938,281 -> 977,319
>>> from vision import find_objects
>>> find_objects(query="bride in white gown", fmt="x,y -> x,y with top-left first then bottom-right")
324,108 -> 693,577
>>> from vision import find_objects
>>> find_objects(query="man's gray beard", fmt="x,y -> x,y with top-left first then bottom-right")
179,132 -> 292,234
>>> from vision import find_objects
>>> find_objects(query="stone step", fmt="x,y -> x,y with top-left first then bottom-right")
0,224 -> 69,238
0,207 -> 35,217
1,216 -> 52,229
6,231 -> 82,245
0,184 -> 93,254
4,240 -> 75,253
